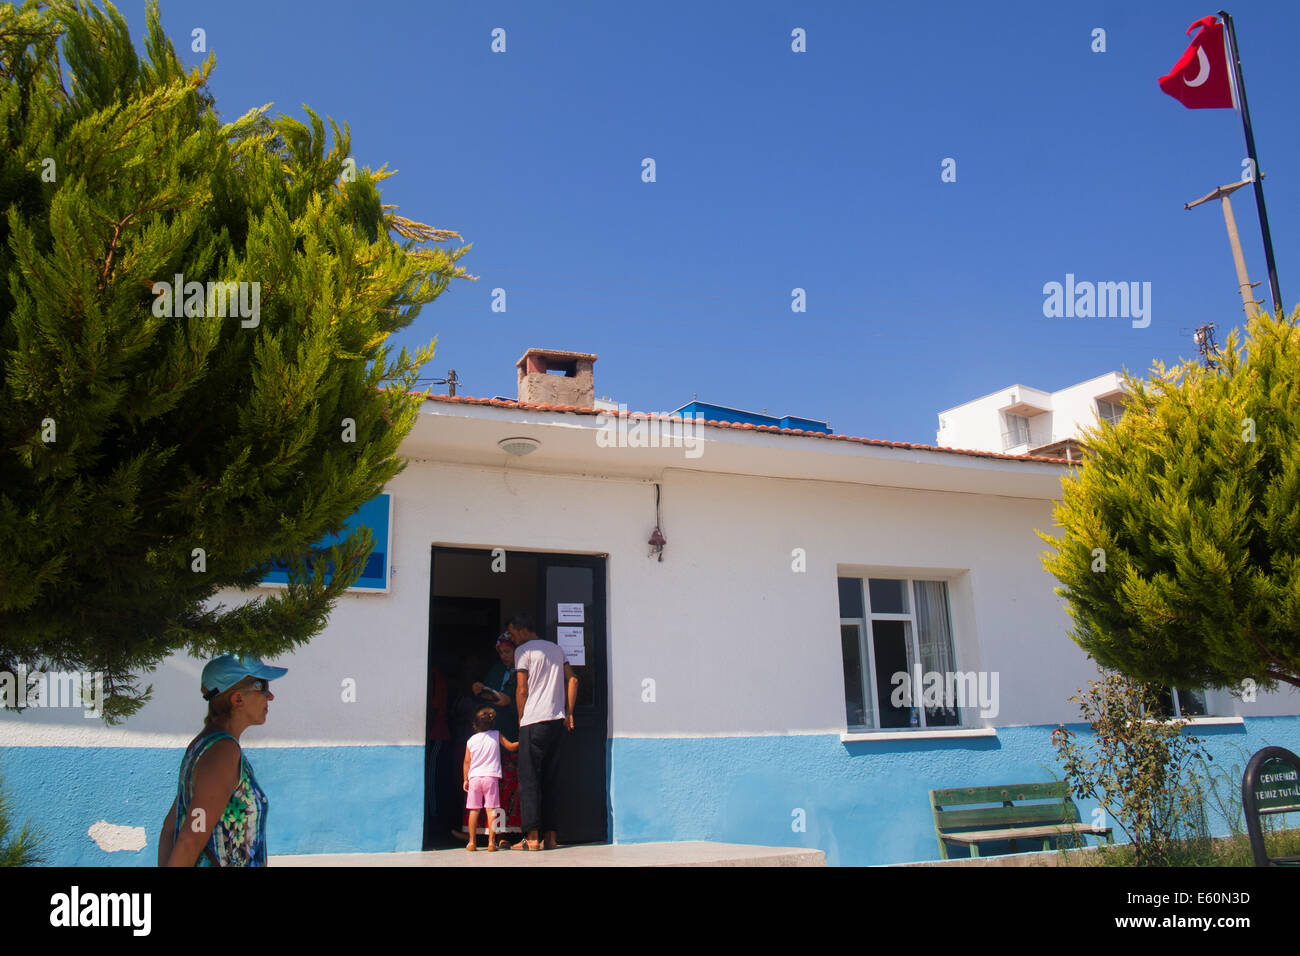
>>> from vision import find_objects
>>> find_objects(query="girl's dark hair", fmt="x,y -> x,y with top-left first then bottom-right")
473,707 -> 496,733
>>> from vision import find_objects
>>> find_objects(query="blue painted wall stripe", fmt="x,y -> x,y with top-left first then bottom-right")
609,718 -> 1300,866
0,745 -> 422,867
6,716 -> 1300,866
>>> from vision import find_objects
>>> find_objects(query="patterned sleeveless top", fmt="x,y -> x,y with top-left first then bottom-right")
173,729 -> 268,866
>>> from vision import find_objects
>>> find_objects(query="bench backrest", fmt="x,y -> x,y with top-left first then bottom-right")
930,782 -> 1079,833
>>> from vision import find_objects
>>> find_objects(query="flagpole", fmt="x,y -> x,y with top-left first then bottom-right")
1218,10 -> 1282,315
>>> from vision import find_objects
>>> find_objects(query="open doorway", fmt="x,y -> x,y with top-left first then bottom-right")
425,547 -> 608,849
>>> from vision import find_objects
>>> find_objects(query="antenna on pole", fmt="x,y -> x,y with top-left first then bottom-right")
419,369 -> 460,396
1193,325 -> 1220,369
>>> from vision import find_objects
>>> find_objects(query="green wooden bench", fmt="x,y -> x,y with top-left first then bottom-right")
930,782 -> 1114,859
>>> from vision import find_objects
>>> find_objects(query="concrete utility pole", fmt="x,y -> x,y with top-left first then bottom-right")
1185,178 -> 1263,319
1219,10 -> 1283,315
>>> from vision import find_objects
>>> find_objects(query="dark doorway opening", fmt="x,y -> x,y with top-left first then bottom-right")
425,548 -> 608,849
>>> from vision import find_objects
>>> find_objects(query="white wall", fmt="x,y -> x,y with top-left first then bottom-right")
176,458 -> 1106,738
937,391 -> 1014,452
9,415 -> 1297,750
1046,373 -> 1125,443
609,467 -> 1088,733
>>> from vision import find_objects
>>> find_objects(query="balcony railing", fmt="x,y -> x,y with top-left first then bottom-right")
1001,428 -> 1031,450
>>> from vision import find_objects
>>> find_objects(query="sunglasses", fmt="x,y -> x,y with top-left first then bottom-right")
202,677 -> 272,701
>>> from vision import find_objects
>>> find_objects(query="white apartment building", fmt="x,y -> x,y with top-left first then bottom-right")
936,372 -> 1129,461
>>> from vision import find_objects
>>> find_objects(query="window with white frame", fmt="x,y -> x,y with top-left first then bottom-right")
1152,685 -> 1209,718
1096,397 -> 1124,425
1002,413 -> 1031,450
839,577 -> 960,730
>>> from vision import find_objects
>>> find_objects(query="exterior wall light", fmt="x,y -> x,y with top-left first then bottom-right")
498,437 -> 540,456
648,526 -> 666,561
648,483 -> 666,561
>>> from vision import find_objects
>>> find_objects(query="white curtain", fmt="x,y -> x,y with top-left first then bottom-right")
914,581 -> 957,723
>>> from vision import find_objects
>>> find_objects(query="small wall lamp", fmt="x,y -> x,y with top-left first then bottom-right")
648,483 -> 666,561
648,526 -> 666,561
498,437 -> 540,456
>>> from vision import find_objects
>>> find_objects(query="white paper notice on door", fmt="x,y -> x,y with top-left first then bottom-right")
557,626 -> 586,665
557,603 -> 584,624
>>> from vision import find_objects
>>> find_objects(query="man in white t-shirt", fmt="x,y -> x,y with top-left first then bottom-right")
508,611 -> 578,851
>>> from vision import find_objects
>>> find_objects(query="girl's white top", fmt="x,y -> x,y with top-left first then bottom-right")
466,730 -> 502,779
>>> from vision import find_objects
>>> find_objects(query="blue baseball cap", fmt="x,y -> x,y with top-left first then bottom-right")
201,654 -> 288,700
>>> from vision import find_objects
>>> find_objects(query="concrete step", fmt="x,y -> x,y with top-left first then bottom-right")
900,845 -> 1103,866
271,840 -> 825,867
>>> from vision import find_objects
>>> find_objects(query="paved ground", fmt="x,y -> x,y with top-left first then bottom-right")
271,840 -> 825,867
902,845 -> 1102,866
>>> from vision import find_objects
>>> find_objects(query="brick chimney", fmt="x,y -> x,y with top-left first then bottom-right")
516,348 -> 597,407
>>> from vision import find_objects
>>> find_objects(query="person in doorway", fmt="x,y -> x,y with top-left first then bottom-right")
465,635 -> 521,840
462,706 -> 519,850
157,654 -> 286,866
426,661 -> 450,838
508,611 -> 577,851
476,636 -> 519,738
448,654 -> 487,843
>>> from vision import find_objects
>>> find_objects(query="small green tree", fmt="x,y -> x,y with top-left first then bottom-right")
0,770 -> 46,866
1039,307 -> 1300,696
0,1 -> 471,721
1052,670 -> 1212,866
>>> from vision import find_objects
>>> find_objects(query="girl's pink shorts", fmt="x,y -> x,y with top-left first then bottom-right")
466,776 -> 501,810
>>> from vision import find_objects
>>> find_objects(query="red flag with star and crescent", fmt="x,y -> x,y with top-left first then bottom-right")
1158,15 -> 1237,109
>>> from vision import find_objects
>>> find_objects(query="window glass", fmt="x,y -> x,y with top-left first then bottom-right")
1152,685 -> 1208,718
841,624 -> 869,728
837,577 -> 864,619
872,620 -> 912,728
1177,688 -> 1207,717
868,578 -> 908,615
1151,686 -> 1176,717
1004,413 -> 1030,446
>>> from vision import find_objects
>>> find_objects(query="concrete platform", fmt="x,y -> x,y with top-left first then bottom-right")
901,845 -> 1103,866
271,841 -> 825,867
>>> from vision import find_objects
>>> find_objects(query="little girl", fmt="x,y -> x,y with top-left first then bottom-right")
462,707 -> 519,850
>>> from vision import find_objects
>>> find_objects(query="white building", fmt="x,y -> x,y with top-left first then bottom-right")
936,372 -> 1130,461
6,351 -> 1299,867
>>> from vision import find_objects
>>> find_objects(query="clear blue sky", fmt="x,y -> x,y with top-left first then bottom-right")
116,0 -> 1299,444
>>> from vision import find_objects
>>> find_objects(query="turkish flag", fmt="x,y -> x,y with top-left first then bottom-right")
1158,15 -> 1236,109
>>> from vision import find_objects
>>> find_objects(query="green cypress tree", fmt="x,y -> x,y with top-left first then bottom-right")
0,1 -> 471,721
1040,308 -> 1300,695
